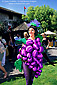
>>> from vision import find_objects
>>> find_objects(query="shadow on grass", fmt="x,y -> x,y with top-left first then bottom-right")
43,55 -> 57,66
49,56 -> 57,62
0,74 -> 25,84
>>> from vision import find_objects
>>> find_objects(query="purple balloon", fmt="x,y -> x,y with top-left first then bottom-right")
39,59 -> 43,62
39,70 -> 42,73
29,65 -> 33,69
26,45 -> 33,52
26,62 -> 30,65
38,46 -> 44,53
32,50 -> 38,57
26,39 -> 33,45
25,62 -> 30,66
33,43 -> 39,50
17,54 -> 22,59
36,38 -> 40,42
22,44 -> 26,49
37,67 -> 40,70
39,63 -> 43,68
37,53 -> 43,59
28,58 -> 32,62
27,53 -> 31,58
33,67 -> 37,71
33,39 -> 37,44
35,75 -> 38,78
37,60 -> 40,65
36,71 -> 39,74
33,57 -> 40,64
38,73 -> 41,76
25,62 -> 27,65
37,42 -> 41,46
21,48 -> 27,56
31,62 -> 36,66
23,57 -> 27,61
19,48 -> 21,53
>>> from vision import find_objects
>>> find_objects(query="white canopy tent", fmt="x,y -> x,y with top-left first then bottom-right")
44,30 -> 56,35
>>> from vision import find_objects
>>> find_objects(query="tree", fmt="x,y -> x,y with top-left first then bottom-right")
0,21 -> 8,34
22,5 -> 57,32
12,19 -> 23,28
22,6 -> 35,22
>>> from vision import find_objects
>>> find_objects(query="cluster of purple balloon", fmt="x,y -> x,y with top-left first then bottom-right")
17,38 -> 44,78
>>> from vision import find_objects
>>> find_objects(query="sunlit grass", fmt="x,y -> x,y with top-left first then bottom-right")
0,61 -> 57,85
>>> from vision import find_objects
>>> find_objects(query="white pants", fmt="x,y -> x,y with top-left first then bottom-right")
1,51 -> 6,66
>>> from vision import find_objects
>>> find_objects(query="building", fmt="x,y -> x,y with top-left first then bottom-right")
0,7 -> 23,28
0,7 -> 28,42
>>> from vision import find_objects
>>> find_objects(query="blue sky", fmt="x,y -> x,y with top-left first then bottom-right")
0,0 -> 57,14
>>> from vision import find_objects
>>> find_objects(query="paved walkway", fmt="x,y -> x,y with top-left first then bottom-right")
0,47 -> 57,84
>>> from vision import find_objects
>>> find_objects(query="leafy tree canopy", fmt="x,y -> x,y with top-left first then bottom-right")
22,5 -> 57,32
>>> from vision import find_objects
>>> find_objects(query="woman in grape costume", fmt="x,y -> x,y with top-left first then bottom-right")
15,20 -> 44,85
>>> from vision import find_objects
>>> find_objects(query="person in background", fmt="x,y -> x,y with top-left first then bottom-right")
8,36 -> 14,61
0,36 -> 7,78
15,32 -> 28,54
15,32 -> 28,45
22,32 -> 28,46
14,34 -> 21,41
1,38 -> 7,66
53,36 -> 55,47
14,34 -> 21,60
42,33 -> 49,49
42,33 -> 55,66
24,32 -> 28,40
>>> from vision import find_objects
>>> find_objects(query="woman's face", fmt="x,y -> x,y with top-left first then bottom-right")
24,34 -> 27,39
29,28 -> 35,37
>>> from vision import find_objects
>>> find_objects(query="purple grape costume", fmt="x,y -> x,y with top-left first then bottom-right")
17,38 -> 44,85
18,38 -> 43,74
17,19 -> 44,85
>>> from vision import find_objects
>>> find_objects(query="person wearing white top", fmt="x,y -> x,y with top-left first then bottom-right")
14,34 -> 22,60
1,39 -> 7,66
0,37 -> 7,78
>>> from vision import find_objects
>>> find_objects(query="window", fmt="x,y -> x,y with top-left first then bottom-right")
9,15 -> 13,19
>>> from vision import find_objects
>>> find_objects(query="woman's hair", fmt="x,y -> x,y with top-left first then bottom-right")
28,25 -> 38,36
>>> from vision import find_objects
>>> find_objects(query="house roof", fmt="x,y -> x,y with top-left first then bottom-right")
0,7 -> 24,16
13,22 -> 28,31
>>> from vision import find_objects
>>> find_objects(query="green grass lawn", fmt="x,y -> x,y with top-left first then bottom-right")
0,62 -> 57,85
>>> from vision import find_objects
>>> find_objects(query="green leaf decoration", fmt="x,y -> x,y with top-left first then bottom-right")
14,59 -> 22,72
30,22 -> 36,26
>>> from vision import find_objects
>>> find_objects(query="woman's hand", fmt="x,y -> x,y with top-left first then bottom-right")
46,47 -> 48,49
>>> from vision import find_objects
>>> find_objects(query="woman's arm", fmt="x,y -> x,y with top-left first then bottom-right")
15,38 -> 26,44
15,39 -> 22,44
46,39 -> 50,49
8,41 -> 11,46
